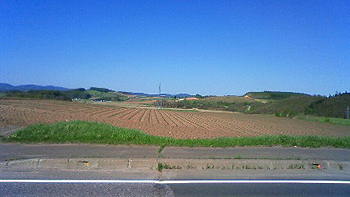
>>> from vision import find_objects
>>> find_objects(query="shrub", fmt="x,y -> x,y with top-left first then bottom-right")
324,117 -> 331,123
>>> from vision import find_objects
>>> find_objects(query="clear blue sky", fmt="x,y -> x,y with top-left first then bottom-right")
1,0 -> 349,96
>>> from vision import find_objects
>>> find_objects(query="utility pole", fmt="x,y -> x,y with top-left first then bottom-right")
159,83 -> 161,98
157,83 -> 162,109
346,106 -> 350,119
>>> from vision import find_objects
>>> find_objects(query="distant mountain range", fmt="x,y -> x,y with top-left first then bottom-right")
0,83 -> 70,92
0,83 -> 195,98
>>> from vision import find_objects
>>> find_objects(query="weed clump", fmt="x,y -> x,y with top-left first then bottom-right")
275,109 -> 296,118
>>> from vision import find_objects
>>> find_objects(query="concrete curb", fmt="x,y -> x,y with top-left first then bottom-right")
158,159 -> 350,171
1,158 -> 350,172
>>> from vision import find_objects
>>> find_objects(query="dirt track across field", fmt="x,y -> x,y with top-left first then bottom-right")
0,100 -> 349,139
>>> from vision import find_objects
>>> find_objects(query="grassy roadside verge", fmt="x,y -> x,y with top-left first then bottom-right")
3,121 -> 350,148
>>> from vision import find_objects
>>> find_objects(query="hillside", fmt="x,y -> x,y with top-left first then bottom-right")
3,90 -> 71,101
305,93 -> 350,118
160,95 -> 261,111
201,95 -> 258,103
162,92 -> 349,119
161,94 -> 320,115
1,87 -> 128,102
62,87 -> 129,101
245,91 -> 309,100
247,95 -> 324,115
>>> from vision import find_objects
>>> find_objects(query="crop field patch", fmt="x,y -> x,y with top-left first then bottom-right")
0,100 -> 349,139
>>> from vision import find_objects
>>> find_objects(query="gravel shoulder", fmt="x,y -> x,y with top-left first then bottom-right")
0,125 -> 22,137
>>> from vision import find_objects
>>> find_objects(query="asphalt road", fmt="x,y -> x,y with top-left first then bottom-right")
0,182 -> 173,197
1,170 -> 350,196
1,182 -> 350,196
169,182 -> 350,197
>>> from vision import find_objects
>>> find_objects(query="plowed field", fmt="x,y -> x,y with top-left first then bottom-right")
1,99 -> 349,139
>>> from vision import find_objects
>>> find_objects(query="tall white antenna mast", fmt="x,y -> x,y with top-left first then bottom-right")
157,83 -> 162,109
159,83 -> 161,97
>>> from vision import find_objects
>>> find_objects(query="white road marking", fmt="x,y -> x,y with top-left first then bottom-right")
0,180 -> 350,184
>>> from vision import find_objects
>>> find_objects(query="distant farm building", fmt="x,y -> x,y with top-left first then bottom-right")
93,99 -> 106,102
186,97 -> 200,101
176,97 -> 199,102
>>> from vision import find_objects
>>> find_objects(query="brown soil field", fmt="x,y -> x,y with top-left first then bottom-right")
0,99 -> 349,139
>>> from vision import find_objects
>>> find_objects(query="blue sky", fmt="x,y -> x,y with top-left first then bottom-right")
1,0 -> 349,96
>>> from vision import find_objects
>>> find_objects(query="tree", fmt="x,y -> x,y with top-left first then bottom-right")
195,94 -> 203,99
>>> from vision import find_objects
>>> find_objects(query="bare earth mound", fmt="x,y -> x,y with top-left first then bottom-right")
0,100 -> 349,139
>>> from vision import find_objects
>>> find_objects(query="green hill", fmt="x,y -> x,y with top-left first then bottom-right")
4,90 -> 71,101
247,95 -> 324,116
245,91 -> 308,100
305,93 -> 350,118
163,92 -> 350,119
65,89 -> 91,99
2,87 -> 129,102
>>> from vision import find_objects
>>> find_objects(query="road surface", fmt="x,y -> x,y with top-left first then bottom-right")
1,180 -> 350,196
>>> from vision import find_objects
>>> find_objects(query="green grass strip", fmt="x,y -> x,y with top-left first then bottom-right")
3,121 -> 350,148
298,116 -> 350,126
